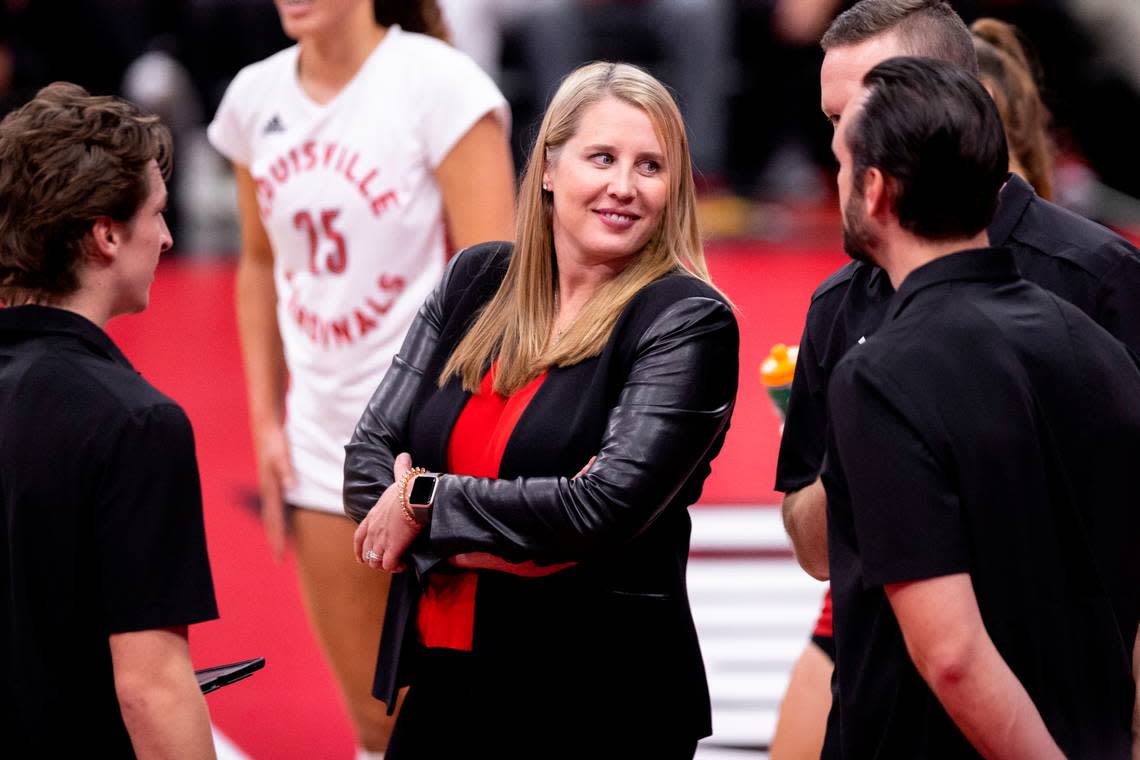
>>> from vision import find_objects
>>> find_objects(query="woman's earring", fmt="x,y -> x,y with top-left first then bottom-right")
542,182 -> 551,191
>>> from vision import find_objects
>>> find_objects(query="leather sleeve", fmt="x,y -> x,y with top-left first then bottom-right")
342,252 -> 460,523
427,296 -> 739,564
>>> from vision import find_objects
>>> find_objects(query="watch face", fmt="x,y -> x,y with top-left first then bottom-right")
408,475 -> 438,506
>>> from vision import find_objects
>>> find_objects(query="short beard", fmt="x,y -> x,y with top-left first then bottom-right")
841,191 -> 878,265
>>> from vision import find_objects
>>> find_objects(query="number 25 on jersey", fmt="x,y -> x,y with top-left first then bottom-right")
294,208 -> 347,275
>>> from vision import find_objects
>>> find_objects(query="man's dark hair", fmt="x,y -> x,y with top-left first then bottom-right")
848,56 -> 1008,240
0,82 -> 172,303
821,0 -> 979,77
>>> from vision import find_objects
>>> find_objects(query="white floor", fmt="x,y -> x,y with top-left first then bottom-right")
213,727 -> 251,760
691,507 -> 827,758
214,506 -> 825,759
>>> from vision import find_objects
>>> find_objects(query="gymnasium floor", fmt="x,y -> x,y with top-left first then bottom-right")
106,239 -> 845,757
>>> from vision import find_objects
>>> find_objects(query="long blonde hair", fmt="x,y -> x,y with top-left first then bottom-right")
440,62 -> 714,395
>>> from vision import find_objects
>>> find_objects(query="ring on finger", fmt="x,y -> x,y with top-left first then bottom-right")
365,549 -> 381,562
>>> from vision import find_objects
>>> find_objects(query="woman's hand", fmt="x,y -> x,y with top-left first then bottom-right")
254,422 -> 296,562
353,452 -> 419,572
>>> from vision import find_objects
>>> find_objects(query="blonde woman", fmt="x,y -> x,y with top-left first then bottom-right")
344,61 -> 739,758
207,1 -> 514,756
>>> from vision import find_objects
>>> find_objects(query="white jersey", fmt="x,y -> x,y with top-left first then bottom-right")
208,26 -> 509,512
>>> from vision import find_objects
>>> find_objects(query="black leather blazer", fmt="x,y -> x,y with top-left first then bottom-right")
344,242 -> 739,741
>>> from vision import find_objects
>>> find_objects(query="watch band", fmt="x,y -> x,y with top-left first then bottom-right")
397,467 -> 427,527
406,471 -> 440,525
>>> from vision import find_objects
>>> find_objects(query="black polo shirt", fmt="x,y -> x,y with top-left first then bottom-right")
775,173 -> 1140,494
821,248 -> 1139,759
993,174 -> 1140,354
0,306 -> 218,757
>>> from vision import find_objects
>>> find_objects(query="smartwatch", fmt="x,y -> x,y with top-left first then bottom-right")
407,472 -> 439,525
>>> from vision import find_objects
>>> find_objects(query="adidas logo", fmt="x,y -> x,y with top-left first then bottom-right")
263,115 -> 286,134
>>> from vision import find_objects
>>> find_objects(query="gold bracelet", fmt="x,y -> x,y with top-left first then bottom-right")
397,467 -> 428,526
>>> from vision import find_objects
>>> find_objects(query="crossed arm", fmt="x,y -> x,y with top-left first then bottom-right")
343,261 -> 738,574
351,452 -> 589,575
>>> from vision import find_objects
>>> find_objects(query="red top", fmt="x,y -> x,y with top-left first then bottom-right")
813,589 -> 833,638
415,365 -> 548,651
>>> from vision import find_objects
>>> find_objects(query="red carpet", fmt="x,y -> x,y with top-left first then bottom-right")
703,243 -> 848,503
106,241 -> 847,757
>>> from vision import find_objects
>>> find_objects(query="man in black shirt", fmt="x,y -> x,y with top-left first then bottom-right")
822,55 -> 1139,758
779,0 -> 1140,587
0,83 -> 218,757
773,3 -> 1140,754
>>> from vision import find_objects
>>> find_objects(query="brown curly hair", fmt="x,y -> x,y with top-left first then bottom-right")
374,0 -> 449,42
0,82 -> 172,303
971,18 -> 1054,200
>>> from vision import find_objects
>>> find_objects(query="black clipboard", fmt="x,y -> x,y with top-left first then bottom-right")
195,657 -> 265,694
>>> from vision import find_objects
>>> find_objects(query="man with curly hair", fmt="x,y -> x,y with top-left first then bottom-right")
0,82 -> 218,758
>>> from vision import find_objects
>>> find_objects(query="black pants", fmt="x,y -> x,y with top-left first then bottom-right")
386,648 -> 699,760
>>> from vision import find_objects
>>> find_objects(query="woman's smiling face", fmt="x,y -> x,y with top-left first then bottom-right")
544,96 -> 669,270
